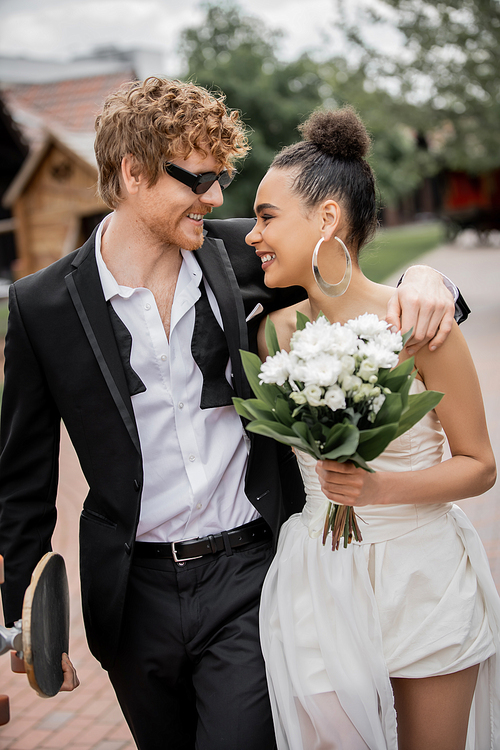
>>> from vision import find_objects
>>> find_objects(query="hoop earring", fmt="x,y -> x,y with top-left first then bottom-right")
312,236 -> 352,297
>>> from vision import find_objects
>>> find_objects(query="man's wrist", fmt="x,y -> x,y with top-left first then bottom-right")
398,266 -> 458,302
398,265 -> 469,324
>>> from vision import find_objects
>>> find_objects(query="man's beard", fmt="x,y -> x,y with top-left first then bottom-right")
149,213 -> 206,252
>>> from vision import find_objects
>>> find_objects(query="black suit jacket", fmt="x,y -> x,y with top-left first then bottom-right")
0,218 -> 306,669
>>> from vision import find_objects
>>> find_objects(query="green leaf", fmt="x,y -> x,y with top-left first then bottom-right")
373,392 -> 403,427
342,407 -> 363,426
376,367 -> 391,387
321,423 -> 360,459
348,452 -> 375,472
240,398 -> 278,422
239,350 -> 282,407
232,397 -> 256,421
291,405 -> 306,419
322,421 -> 354,451
393,390 -> 444,439
274,396 -> 294,427
382,357 -> 414,392
399,366 -> 418,410
401,327 -> 413,347
311,422 -> 325,442
296,311 -> 310,331
357,423 -> 399,461
264,316 -> 281,357
292,421 -> 321,456
239,349 -> 264,394
245,420 -> 317,455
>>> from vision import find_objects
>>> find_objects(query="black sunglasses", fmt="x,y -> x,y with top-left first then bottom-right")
164,162 -> 234,194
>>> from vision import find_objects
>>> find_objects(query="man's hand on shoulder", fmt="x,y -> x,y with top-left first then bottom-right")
385,265 -> 455,355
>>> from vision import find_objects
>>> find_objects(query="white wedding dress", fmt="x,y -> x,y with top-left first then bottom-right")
259,380 -> 500,749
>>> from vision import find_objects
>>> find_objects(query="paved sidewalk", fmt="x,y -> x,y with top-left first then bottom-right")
0,236 -> 499,749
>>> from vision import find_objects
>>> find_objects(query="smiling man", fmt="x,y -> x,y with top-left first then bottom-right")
0,77 -> 466,750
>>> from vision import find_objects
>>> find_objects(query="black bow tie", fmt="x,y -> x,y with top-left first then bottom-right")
108,281 -> 235,410
108,303 -> 146,397
191,280 -> 235,409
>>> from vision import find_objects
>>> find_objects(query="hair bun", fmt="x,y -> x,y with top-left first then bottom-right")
299,106 -> 370,160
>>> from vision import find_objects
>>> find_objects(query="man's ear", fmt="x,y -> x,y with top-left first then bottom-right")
121,154 -> 145,196
320,200 -> 341,242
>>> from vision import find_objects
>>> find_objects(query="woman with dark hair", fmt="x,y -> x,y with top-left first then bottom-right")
246,107 -> 499,750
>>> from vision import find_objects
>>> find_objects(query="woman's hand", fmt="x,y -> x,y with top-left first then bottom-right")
315,460 -> 385,506
60,652 -> 80,692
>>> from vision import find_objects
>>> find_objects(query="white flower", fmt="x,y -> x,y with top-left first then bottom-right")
346,313 -> 389,338
259,350 -> 291,386
339,354 -> 356,378
324,386 -> 347,411
374,329 -> 403,353
287,353 -> 309,384
303,384 -> 324,407
357,358 -> 379,382
353,383 -> 375,403
328,326 -> 359,356
290,391 -> 307,405
371,393 -> 386,415
358,340 -> 399,370
301,352 -> 343,387
341,373 -> 363,392
290,317 -> 334,359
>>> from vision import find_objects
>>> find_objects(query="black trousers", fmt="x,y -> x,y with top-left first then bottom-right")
108,538 -> 277,750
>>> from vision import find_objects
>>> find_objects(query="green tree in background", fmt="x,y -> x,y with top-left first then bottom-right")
337,0 -> 500,174
313,57 -> 437,210
179,1 -> 442,217
180,1 -> 324,217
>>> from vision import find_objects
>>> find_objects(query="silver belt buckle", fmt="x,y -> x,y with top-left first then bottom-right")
171,537 -> 203,564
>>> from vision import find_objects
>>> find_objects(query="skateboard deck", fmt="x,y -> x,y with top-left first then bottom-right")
21,552 -> 70,698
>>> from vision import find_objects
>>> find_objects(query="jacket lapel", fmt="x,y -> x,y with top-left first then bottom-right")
64,230 -> 250,451
195,235 -> 252,399
64,233 -> 141,454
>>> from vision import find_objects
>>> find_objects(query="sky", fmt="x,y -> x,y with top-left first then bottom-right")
0,0 -> 400,76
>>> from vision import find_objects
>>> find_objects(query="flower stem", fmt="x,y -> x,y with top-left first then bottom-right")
323,505 -> 363,551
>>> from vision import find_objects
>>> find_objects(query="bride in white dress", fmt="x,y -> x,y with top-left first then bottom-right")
245,107 -> 499,749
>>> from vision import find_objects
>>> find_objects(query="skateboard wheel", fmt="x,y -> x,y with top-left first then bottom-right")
0,695 -> 10,725
11,651 -> 26,673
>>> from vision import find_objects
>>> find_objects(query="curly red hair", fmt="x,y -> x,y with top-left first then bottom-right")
95,77 -> 249,208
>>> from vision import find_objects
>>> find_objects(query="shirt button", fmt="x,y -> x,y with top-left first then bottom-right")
145,303 -> 151,310
178,402 -> 184,409
160,354 -> 167,361
196,503 -> 202,510
189,455 -> 196,462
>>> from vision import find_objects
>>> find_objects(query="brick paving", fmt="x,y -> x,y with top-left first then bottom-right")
0,234 -> 499,748
0,425 -> 135,750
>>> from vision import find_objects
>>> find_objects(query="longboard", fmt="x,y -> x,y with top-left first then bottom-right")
21,552 -> 70,698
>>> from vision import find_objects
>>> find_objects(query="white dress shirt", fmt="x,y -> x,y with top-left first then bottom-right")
95,218 -> 258,543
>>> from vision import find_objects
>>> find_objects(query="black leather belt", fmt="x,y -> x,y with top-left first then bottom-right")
133,518 -> 271,563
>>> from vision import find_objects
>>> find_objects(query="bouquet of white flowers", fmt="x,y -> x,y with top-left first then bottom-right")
233,312 -> 443,551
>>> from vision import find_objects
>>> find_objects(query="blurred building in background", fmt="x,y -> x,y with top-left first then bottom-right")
383,167 -> 500,239
0,47 -> 162,279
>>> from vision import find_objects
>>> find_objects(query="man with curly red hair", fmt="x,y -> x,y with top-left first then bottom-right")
0,77 -> 465,749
